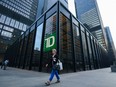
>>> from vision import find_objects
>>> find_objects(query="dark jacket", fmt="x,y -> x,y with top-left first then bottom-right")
48,54 -> 59,68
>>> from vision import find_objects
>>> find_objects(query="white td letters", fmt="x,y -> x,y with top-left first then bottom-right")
45,36 -> 55,48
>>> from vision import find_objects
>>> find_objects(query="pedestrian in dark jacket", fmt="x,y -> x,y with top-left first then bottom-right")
45,49 -> 60,86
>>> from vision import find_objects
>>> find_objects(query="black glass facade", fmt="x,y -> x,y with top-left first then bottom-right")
0,0 -> 38,62
5,1 -> 111,73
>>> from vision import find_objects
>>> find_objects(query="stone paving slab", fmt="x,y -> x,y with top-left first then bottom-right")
0,67 -> 116,87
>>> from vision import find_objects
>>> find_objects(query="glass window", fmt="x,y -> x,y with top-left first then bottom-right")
5,17 -> 11,25
23,24 -> 27,31
80,25 -> 85,32
0,24 -> 3,28
87,35 -> 94,69
21,32 -> 24,35
81,31 -> 89,70
30,24 -> 35,32
3,26 -> 14,32
60,5 -> 70,18
16,38 -> 24,68
19,30 -> 29,69
1,30 -> 12,38
37,16 -> 44,27
34,24 -> 43,51
46,4 -> 57,19
86,31 -> 89,36
19,22 -> 23,30
94,41 -> 99,69
32,23 -> 43,71
73,24 -> 83,70
59,13 -> 74,72
90,38 -> 97,69
10,19 -> 15,27
0,15 -> 6,23
42,13 -> 57,72
25,29 -> 35,70
14,21 -> 19,28
72,17 -> 79,26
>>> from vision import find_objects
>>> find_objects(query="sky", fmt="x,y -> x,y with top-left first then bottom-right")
68,0 -> 116,48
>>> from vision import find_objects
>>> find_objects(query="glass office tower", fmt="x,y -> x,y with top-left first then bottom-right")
105,27 -> 116,65
36,0 -> 68,18
74,0 -> 107,49
5,1 -> 110,73
0,0 -> 38,62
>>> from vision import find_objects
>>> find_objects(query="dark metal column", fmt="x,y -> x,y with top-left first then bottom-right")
56,1 -> 60,55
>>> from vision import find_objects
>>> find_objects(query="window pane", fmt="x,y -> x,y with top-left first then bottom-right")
10,19 -> 15,27
25,29 -> 35,69
5,17 -> 11,25
19,31 -> 29,68
81,31 -> 89,70
72,17 -> 79,26
32,23 -> 43,71
34,24 -> 43,51
16,39 -> 24,67
1,30 -> 12,38
14,21 -> 19,28
87,36 -> 94,69
0,15 -> 6,23
73,24 -> 83,70
59,13 -> 74,72
19,22 -> 23,30
3,26 -> 14,32
23,24 -> 27,31
42,13 -> 57,72
91,39 -> 98,69
81,25 -> 85,32
0,24 -> 3,28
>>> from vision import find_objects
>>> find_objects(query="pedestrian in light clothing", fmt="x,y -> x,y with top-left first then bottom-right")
1,59 -> 9,70
45,49 -> 60,86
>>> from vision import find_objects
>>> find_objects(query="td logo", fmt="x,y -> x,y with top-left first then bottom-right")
45,36 -> 55,48
43,33 -> 56,52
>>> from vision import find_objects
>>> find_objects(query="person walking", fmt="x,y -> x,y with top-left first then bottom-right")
4,59 -> 9,70
45,49 -> 60,86
1,59 -> 9,70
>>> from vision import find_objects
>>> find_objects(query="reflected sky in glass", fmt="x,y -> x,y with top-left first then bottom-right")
34,23 -> 43,51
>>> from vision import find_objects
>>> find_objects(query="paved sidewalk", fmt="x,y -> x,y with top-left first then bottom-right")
0,67 -> 116,87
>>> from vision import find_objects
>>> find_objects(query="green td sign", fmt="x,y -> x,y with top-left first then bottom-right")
43,32 -> 56,52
